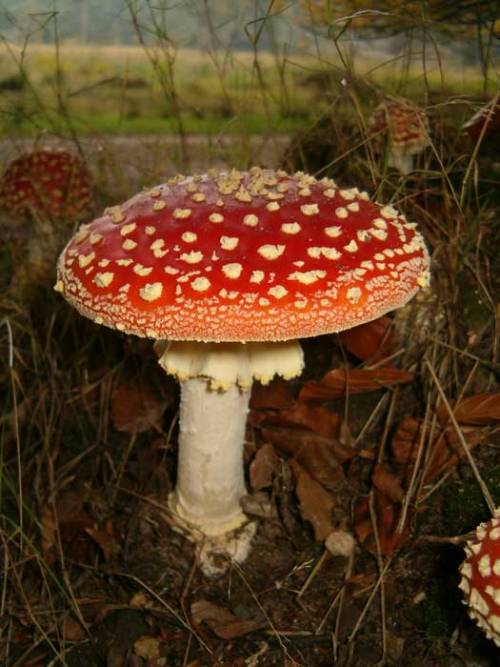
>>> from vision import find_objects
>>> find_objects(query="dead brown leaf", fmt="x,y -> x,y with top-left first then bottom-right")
60,616 -> 86,642
391,417 -> 422,465
299,367 -> 414,402
241,491 -> 277,519
386,630 -> 405,662
111,376 -> 167,433
339,316 -> 396,362
250,379 -> 295,410
249,443 -> 281,491
423,426 -> 484,483
289,459 -> 335,541
250,402 -> 342,439
191,600 -> 263,639
391,416 -> 486,485
372,463 -> 405,503
354,490 -> 412,557
260,426 -> 352,491
40,490 -> 95,564
439,393 -> 500,425
85,519 -> 119,562
346,571 -> 378,591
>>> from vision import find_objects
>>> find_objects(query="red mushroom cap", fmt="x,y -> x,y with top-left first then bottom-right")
55,167 -> 430,342
459,512 -> 500,645
368,99 -> 430,155
0,147 -> 92,221
461,96 -> 500,142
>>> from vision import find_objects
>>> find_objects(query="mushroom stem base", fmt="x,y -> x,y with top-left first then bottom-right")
166,506 -> 257,577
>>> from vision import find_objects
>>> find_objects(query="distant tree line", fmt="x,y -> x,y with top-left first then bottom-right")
0,0 -> 301,49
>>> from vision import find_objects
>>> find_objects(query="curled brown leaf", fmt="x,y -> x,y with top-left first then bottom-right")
250,379 -> 295,410
191,600 -> 263,639
260,426 -> 352,491
339,316 -> 396,362
111,376 -> 168,434
299,367 -> 414,402
249,443 -> 281,491
372,463 -> 405,503
289,459 -> 335,541
249,401 -> 342,439
439,393 -> 500,426
354,490 -> 412,557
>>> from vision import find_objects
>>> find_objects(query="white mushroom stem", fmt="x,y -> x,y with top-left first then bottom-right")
388,150 -> 414,175
157,340 -> 304,539
171,378 -> 250,535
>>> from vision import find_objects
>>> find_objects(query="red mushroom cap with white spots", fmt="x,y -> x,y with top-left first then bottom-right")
55,167 -> 430,342
459,512 -> 500,645
0,148 -> 92,221
368,99 -> 430,156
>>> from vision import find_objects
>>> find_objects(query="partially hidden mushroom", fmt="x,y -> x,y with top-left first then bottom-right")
461,95 -> 500,143
368,98 -> 430,175
0,147 -> 92,223
459,511 -> 500,646
1,147 -> 92,297
55,167 -> 430,573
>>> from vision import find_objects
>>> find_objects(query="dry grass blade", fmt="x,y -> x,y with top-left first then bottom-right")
231,561 -> 291,659
347,558 -> 393,646
2,318 -> 23,547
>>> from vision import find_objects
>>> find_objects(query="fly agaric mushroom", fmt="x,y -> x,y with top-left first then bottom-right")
0,147 -> 92,222
55,167 -> 430,572
459,511 -> 500,646
1,147 -> 92,299
368,98 -> 430,175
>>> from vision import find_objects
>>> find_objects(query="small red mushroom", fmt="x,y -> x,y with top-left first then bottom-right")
459,512 -> 500,645
55,167 -> 430,573
0,147 -> 92,222
368,98 -> 430,175
461,95 -> 500,143
1,147 -> 93,298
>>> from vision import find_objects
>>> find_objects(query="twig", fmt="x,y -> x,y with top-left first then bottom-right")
297,549 -> 329,599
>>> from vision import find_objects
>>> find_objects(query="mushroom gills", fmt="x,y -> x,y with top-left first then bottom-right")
156,339 -> 304,390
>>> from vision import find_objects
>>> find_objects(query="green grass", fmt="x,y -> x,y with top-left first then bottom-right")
1,111 -> 306,136
0,43 -> 493,139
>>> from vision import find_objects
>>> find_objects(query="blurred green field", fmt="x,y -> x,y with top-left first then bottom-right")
0,43 -> 493,138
